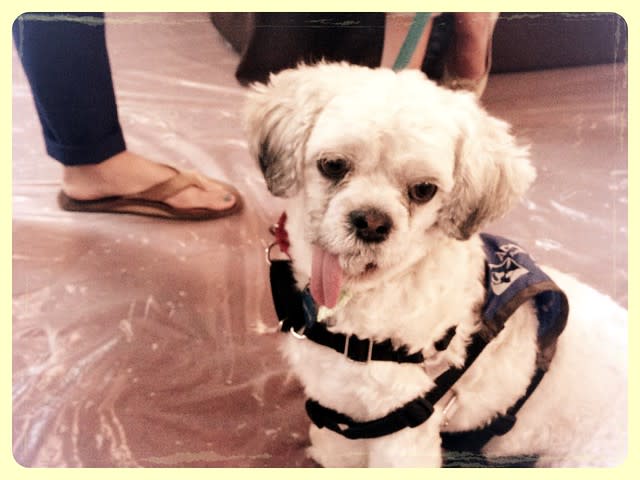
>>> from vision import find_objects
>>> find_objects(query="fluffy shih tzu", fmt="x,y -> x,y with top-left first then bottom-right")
244,63 -> 627,467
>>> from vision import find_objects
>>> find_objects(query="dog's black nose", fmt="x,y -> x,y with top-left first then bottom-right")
349,208 -> 393,243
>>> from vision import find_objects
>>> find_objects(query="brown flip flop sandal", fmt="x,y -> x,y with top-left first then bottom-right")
58,166 -> 242,220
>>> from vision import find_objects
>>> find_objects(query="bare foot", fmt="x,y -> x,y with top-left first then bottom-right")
61,151 -> 239,212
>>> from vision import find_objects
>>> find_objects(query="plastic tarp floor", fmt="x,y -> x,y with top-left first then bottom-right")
12,13 -> 627,467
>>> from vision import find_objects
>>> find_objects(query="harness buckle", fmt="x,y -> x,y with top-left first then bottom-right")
266,215 -> 291,265
290,325 -> 307,340
265,242 -> 275,265
266,241 -> 288,265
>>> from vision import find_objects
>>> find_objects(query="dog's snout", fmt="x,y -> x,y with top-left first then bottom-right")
349,208 -> 393,243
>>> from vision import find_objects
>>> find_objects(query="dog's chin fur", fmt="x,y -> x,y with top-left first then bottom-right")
245,62 -> 627,467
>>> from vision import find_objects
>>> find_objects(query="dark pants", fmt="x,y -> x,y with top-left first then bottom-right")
13,13 -> 126,166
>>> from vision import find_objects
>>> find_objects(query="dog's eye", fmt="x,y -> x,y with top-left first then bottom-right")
317,158 -> 350,180
408,182 -> 438,203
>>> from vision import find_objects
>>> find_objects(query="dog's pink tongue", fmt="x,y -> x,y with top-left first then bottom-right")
311,245 -> 344,309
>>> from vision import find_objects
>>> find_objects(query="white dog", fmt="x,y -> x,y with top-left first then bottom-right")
244,63 -> 627,467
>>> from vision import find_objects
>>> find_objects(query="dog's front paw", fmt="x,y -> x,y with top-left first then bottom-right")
307,425 -> 368,467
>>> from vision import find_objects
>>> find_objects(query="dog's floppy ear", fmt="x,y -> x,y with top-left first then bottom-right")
244,63 -> 344,197
438,104 -> 536,240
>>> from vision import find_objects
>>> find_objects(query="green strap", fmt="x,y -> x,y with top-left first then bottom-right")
392,12 -> 431,71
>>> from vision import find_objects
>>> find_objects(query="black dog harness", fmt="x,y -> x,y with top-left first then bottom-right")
268,221 -> 568,454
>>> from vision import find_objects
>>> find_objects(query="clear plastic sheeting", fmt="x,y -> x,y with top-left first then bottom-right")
12,13 -> 627,467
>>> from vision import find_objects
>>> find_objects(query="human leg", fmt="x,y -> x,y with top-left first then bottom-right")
13,13 -> 240,217
13,13 -> 125,166
439,12 -> 499,96
380,13 -> 434,70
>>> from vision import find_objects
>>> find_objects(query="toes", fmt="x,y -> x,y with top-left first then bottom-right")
166,180 -> 240,211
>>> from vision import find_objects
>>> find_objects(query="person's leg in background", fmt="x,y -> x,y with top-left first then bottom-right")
13,12 -> 240,219
381,12 -> 498,97
439,12 -> 499,96
380,13 -> 434,70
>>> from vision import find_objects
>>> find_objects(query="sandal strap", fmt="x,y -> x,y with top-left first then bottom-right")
126,166 -> 208,202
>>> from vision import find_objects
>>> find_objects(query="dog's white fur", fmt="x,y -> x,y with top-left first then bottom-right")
245,63 -> 627,467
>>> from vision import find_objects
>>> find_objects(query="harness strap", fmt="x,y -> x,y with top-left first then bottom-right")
299,320 -> 427,363
424,331 -> 490,402
441,367 -> 546,452
270,259 -> 441,364
305,330 -> 495,439
306,395 -> 434,440
269,256 -> 499,440
267,221 -> 567,445
270,259 -> 305,330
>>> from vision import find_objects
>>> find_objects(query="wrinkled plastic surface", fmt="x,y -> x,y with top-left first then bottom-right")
12,13 -> 627,467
